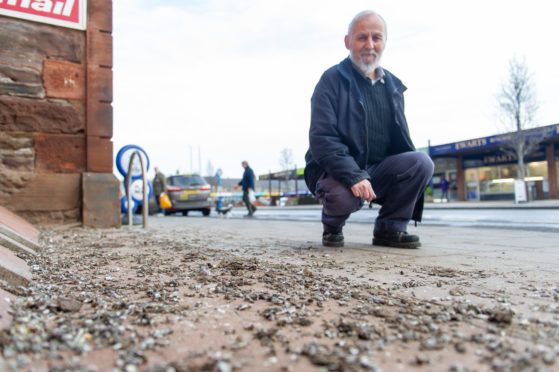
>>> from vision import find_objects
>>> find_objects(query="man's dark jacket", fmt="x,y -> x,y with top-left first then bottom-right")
304,57 -> 425,222
238,166 -> 255,191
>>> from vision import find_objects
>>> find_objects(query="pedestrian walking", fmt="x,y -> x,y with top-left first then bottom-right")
440,177 -> 450,202
235,161 -> 257,217
152,167 -> 167,216
304,10 -> 434,248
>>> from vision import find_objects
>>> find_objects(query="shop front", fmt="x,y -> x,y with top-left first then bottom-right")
429,124 -> 559,202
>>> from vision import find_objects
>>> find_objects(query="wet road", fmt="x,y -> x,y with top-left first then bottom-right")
208,205 -> 559,232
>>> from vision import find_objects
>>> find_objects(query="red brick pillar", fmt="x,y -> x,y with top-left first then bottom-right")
546,144 -> 558,199
1,18 -> 86,225
82,0 -> 119,227
86,0 -> 113,169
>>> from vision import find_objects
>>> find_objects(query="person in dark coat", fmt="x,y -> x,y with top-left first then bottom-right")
235,161 -> 257,216
304,10 -> 434,248
440,177 -> 450,202
152,167 -> 167,215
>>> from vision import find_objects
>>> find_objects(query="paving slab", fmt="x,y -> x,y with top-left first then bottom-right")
0,232 -> 38,256
0,224 -> 41,253
0,245 -> 32,288
0,206 -> 40,243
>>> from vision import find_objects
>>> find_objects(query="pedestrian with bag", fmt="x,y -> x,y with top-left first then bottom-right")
234,161 -> 257,217
153,167 -> 169,216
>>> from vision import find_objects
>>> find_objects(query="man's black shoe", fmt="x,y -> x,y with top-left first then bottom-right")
373,229 -> 421,249
322,231 -> 344,247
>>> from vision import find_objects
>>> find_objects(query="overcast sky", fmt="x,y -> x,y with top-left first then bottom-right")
112,0 -> 559,179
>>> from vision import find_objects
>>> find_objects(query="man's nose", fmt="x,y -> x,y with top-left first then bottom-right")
365,36 -> 374,48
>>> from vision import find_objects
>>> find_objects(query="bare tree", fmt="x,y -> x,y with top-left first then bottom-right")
495,56 -> 540,187
279,148 -> 294,171
278,148 -> 294,193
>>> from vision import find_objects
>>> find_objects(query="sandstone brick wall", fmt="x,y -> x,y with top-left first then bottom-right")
0,0 -> 119,227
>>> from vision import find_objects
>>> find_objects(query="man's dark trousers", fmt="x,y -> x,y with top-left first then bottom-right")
242,190 -> 256,215
315,151 -> 434,233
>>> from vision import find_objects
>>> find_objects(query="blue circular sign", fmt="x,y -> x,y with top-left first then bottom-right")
125,179 -> 153,204
120,195 -> 138,214
116,145 -> 150,179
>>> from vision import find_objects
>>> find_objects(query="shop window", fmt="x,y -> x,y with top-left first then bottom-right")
480,165 -> 516,196
434,157 -> 457,173
465,169 -> 478,183
500,165 -> 518,179
527,161 -> 547,178
478,166 -> 498,183
498,179 -> 515,194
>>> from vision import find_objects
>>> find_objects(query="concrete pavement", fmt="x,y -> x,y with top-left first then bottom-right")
424,199 -> 559,209
2,204 -> 558,330
0,208 -> 557,370
267,199 -> 559,210
148,215 -> 559,334
150,214 -> 559,279
1,200 -> 557,303
146,214 -> 559,317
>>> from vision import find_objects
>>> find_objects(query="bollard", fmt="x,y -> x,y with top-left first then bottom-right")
125,151 -> 149,228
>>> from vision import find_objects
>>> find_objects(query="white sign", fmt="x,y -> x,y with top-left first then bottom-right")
0,0 -> 87,30
129,179 -> 152,203
514,179 -> 527,204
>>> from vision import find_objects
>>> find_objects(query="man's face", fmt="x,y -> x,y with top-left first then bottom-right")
345,14 -> 386,76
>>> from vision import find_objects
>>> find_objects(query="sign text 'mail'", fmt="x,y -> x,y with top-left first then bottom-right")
0,0 -> 75,16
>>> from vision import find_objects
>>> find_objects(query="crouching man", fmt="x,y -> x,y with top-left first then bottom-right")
304,10 -> 434,248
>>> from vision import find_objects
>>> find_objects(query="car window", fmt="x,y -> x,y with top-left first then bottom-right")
168,175 -> 206,187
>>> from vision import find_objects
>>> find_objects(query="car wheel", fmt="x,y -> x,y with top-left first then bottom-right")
182,211 -> 189,216
202,208 -> 211,216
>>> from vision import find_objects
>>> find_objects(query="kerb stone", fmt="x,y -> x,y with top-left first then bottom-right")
0,233 -> 37,256
0,246 -> 32,287
0,225 -> 40,253
82,172 -> 120,228
0,206 -> 40,243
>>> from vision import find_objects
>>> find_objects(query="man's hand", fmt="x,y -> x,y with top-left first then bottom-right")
350,179 -> 376,202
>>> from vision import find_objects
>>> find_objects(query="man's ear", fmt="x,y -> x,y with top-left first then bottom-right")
344,35 -> 350,50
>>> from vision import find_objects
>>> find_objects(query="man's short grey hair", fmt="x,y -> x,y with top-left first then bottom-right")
347,10 -> 387,40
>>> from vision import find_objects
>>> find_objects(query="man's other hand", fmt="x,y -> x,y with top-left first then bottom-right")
350,179 -> 376,202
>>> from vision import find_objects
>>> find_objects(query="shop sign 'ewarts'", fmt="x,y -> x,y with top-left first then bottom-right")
0,0 -> 86,30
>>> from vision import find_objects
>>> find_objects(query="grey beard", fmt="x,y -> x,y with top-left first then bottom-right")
351,50 -> 382,77
356,58 -> 381,77
356,60 -> 379,76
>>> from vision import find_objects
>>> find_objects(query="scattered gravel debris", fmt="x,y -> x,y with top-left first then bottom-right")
0,224 -> 557,371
